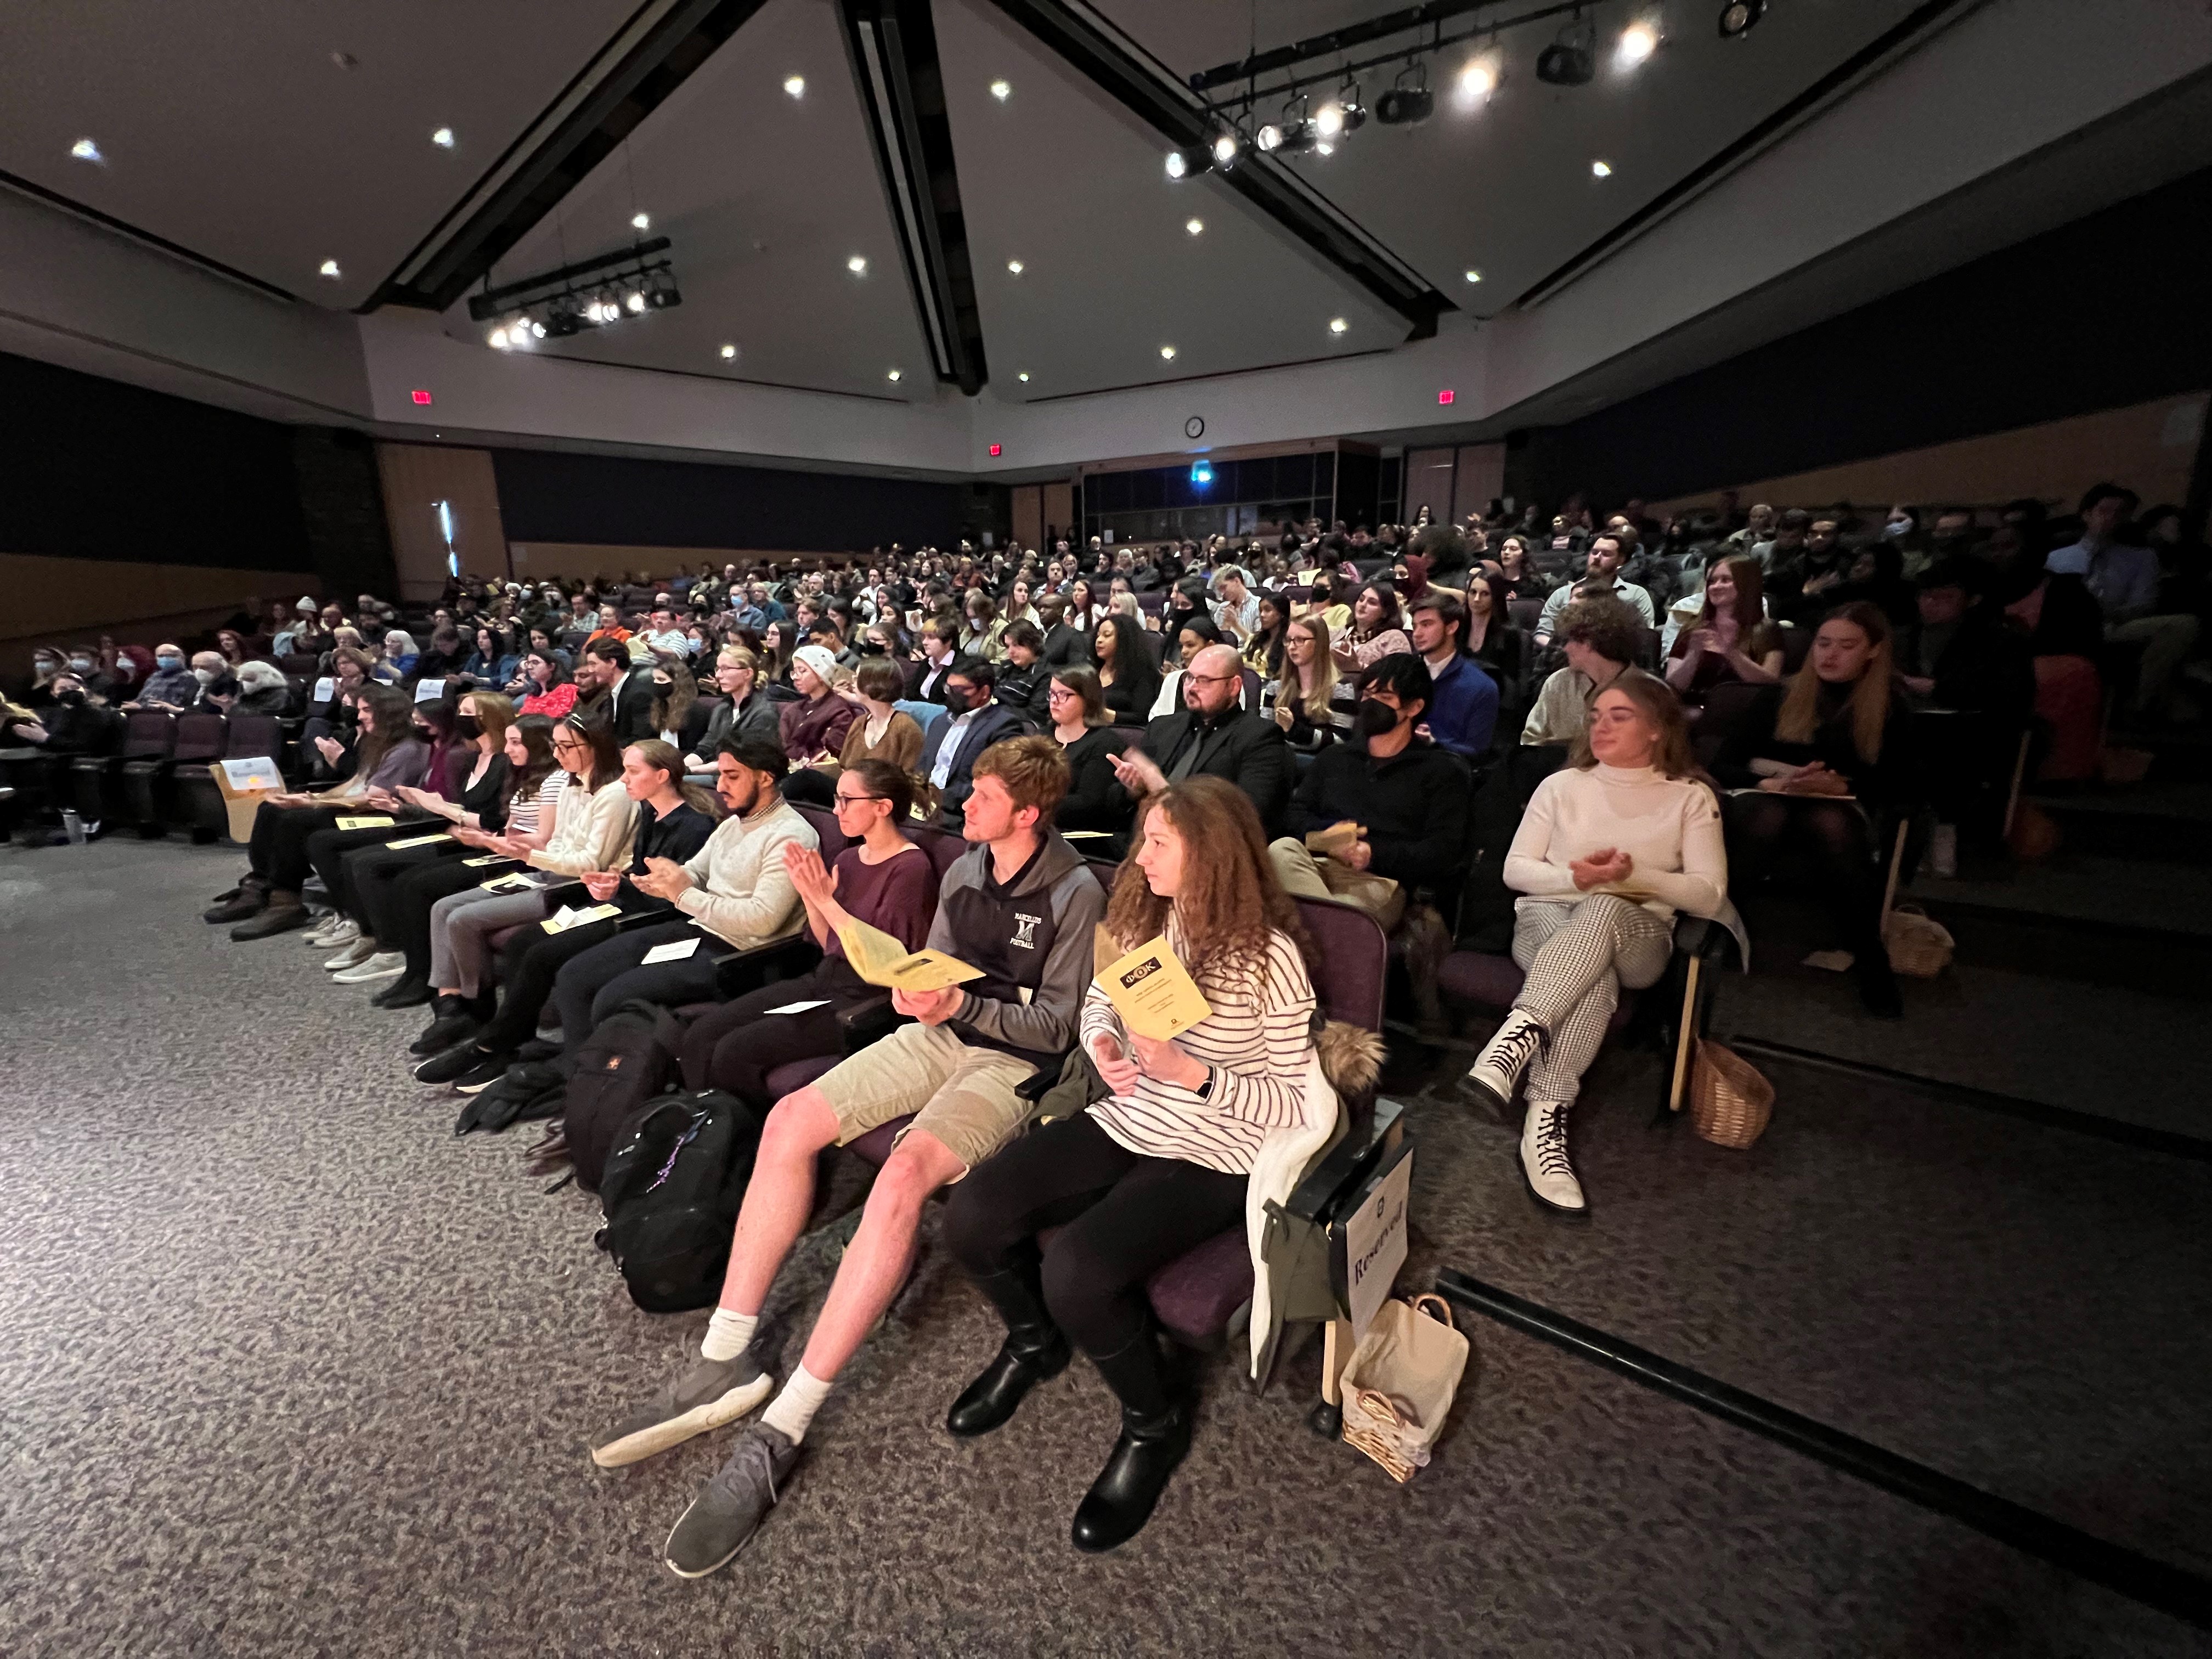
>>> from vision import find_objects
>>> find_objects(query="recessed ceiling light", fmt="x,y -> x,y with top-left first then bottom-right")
631,212 -> 651,231
1184,218 -> 1204,236
1329,317 -> 1348,335
69,137 -> 102,163
1160,345 -> 1176,360
1464,268 -> 1484,283
848,255 -> 868,275
783,74 -> 805,98
720,343 -> 737,359
319,259 -> 342,279
432,127 -> 455,149
1616,20 -> 1661,69
1017,371 -> 1030,383
1006,259 -> 1024,275
990,79 -> 1012,101
1591,159 -> 1613,177
887,368 -> 902,381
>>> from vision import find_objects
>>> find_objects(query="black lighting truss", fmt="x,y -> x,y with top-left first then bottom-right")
465,237 -> 680,343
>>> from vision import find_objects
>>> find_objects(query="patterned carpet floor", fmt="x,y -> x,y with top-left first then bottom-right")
1,838 -> 2204,1657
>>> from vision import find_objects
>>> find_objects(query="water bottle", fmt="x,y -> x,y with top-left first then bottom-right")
61,809 -> 86,845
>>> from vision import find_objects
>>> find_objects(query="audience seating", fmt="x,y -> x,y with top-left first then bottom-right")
92,709 -> 177,833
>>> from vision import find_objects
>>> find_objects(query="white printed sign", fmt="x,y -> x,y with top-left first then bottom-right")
219,757 -> 283,790
1341,1148 -> 1412,1341
763,1000 -> 831,1015
312,676 -> 335,703
414,678 -> 447,703
640,937 -> 701,964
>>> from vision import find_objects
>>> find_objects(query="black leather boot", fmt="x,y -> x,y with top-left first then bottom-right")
410,995 -> 480,1056
1070,1331 -> 1192,1553
945,1265 -> 1071,1437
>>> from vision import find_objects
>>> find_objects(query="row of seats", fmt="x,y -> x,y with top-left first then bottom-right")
0,708 -> 284,838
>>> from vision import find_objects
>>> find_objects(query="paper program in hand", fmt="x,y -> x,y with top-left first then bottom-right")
1304,820 -> 1364,861
1094,934 -> 1212,1042
836,917 -> 984,994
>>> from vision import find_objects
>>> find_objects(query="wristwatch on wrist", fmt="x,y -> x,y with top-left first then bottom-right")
1194,1066 -> 1214,1100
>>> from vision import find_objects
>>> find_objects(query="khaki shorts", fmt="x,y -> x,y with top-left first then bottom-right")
809,1021 -> 1037,1177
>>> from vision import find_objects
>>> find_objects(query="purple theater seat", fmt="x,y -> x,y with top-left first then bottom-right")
1438,949 -> 1633,1035
764,1052 -> 844,1104
790,803 -> 849,861
1146,1226 -> 1255,1350
845,1112 -> 915,1168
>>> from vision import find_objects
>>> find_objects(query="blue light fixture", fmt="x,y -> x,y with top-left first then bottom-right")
1189,459 -> 1214,487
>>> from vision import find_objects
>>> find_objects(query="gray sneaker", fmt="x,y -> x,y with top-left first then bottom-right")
589,1352 -> 775,1469
663,1423 -> 803,1579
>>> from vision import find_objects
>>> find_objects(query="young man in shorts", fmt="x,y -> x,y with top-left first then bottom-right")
589,734 -> 1108,1578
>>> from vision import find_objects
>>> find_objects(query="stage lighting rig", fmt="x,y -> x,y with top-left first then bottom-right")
469,238 -> 680,351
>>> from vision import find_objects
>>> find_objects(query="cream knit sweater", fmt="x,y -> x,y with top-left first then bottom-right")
1504,763 -> 1728,922
671,796 -> 817,949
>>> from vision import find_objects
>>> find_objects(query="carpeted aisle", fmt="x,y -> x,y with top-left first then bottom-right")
0,840 -> 2203,1657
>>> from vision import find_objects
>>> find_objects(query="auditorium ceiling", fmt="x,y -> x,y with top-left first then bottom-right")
0,0 -> 1978,405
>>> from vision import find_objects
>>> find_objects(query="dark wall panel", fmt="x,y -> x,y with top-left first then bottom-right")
490,448 -> 964,552
1517,164 -> 2212,510
0,348 -> 315,571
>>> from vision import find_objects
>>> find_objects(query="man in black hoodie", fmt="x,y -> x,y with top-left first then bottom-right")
1273,652 -> 1471,924
591,735 -> 1106,1579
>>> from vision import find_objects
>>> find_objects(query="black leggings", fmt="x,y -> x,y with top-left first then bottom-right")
342,838 -> 471,940
252,805 -> 403,893
941,1114 -> 1245,1357
1726,794 -> 1884,954
473,913 -> 627,1050
678,966 -> 876,1099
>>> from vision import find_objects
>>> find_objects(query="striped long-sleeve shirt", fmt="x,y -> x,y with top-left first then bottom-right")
1081,924 -> 1316,1175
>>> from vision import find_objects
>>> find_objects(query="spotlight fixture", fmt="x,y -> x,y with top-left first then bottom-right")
1329,317 -> 1348,335
1615,18 -> 1661,69
783,74 -> 805,97
1376,66 -> 1434,126
1458,55 -> 1500,101
1258,97 -> 1318,156
1316,83 -> 1364,138
990,78 -> 1011,100
1718,0 -> 1765,38
847,255 -> 868,274
1464,268 -> 1483,283
1164,147 -> 1200,180
1160,345 -> 1177,360
70,137 -> 103,163
466,237 -> 679,347
1185,218 -> 1204,236
720,343 -> 737,359
431,127 -> 456,149
319,259 -> 342,279
1211,129 -> 1242,168
1590,159 -> 1613,177
631,212 -> 651,231
1536,17 -> 1597,86
1006,259 -> 1024,275
1017,371 -> 1030,382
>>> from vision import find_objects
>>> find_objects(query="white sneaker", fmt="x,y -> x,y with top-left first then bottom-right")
332,951 -> 405,984
1520,1102 -> 1586,1214
1458,1009 -> 1546,1115
307,915 -> 359,949
325,936 -> 379,972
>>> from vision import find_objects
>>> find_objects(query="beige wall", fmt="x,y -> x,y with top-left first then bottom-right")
375,443 -> 509,599
1647,393 -> 2208,521
0,552 -> 317,664
1011,486 -> 1043,552
506,544 -> 864,584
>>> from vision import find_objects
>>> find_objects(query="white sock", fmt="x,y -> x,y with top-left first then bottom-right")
700,1307 -> 757,1363
760,1365 -> 834,1444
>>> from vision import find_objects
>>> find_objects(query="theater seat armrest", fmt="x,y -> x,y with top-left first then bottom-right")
838,994 -> 899,1052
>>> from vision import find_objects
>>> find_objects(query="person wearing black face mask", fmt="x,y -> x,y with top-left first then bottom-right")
916,658 -> 1025,830
1272,653 -> 1471,928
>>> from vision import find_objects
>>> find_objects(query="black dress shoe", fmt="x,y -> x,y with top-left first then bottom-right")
230,895 -> 309,940
1070,1404 -> 1193,1553
371,973 -> 433,1009
410,1011 -> 481,1057
946,1331 -> 1073,1438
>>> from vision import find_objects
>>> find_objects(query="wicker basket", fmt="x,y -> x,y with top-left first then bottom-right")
1341,1387 -> 1426,1485
1688,1039 -> 1774,1149
1882,904 -> 1954,978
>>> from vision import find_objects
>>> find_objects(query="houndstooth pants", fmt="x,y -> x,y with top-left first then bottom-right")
1510,894 -> 1673,1106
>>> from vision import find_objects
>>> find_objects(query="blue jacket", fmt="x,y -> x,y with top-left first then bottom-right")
1424,653 -> 1499,760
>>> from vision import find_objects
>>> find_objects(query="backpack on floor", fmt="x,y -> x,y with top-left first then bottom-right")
563,1000 -> 682,1192
596,1089 -> 767,1313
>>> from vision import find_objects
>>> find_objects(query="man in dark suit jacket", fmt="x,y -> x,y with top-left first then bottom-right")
918,658 -> 1028,830
582,638 -> 658,743
1112,644 -> 1292,836
1034,594 -> 1088,671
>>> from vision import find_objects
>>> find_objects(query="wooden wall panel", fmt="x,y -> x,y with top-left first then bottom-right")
1452,444 -> 1506,522
0,552 -> 317,661
506,544 -> 864,583
1404,447 -> 1457,527
1040,481 -> 1074,545
1011,486 -> 1043,553
1645,392 -> 2208,522
375,443 -> 509,599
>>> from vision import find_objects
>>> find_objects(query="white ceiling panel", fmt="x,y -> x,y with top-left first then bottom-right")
1096,0 -> 1936,305
445,0 -> 937,404
0,0 -> 639,308
932,0 -> 1412,400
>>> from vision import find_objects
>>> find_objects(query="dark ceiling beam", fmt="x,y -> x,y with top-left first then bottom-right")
368,0 -> 770,314
840,0 -> 989,394
983,0 -> 1446,340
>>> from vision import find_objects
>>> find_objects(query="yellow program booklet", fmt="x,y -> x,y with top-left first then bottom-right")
836,917 -> 985,994
1304,820 -> 1364,861
335,815 -> 396,831
1094,934 -> 1212,1042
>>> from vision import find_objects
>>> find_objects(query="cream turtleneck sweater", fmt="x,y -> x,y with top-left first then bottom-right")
1504,762 -> 1728,922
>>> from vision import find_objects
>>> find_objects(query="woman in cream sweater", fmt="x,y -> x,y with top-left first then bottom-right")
1463,671 -> 1727,1215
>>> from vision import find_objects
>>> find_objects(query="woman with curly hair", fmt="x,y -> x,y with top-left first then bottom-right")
940,775 -> 1316,1554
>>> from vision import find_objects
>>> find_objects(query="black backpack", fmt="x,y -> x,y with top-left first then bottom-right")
597,1089 -> 766,1313
563,1000 -> 682,1192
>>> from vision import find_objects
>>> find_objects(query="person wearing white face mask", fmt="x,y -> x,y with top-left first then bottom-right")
131,644 -> 199,712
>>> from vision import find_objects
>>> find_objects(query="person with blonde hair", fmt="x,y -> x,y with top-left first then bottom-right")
940,776 -> 1316,1551
1265,615 -> 1353,752
1462,672 -> 1729,1213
